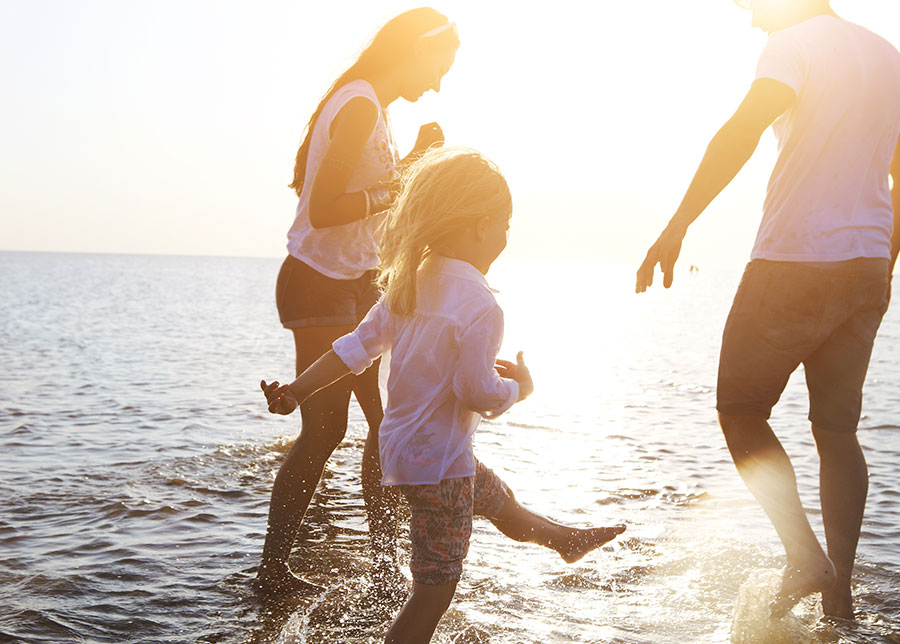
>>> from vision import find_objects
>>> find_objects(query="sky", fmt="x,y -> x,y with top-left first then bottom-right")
2,0 -> 899,267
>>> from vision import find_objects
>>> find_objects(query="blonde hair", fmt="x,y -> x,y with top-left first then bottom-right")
378,147 -> 512,316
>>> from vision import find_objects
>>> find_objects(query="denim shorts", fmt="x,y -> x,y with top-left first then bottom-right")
717,258 -> 889,432
397,460 -> 512,586
275,255 -> 380,329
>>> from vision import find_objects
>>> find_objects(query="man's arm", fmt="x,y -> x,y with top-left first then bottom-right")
890,133 -> 900,275
636,78 -> 796,292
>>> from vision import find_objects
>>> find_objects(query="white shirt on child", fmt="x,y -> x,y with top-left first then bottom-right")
332,257 -> 519,486
287,80 -> 400,279
751,16 -> 900,262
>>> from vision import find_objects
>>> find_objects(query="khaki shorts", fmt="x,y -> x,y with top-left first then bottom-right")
397,461 -> 512,586
717,258 -> 889,432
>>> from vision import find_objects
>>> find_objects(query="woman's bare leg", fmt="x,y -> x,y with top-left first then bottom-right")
257,325 -> 355,593
351,361 -> 401,571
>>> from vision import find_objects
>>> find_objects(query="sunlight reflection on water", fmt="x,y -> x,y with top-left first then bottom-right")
1,254 -> 898,644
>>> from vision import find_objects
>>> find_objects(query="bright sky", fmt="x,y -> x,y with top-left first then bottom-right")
2,1 -> 898,266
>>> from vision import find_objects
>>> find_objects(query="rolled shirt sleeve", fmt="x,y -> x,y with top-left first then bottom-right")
332,298 -> 389,375
452,304 -> 519,419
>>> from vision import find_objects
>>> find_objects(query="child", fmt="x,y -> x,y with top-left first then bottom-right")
262,147 -> 625,643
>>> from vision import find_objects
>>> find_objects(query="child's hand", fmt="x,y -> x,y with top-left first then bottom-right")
260,379 -> 298,415
495,351 -> 534,401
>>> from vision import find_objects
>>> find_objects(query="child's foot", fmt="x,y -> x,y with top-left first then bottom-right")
770,557 -> 836,618
254,562 -> 324,596
553,524 -> 626,564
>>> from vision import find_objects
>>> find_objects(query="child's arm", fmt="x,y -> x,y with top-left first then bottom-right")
261,299 -> 390,415
261,350 -> 350,415
453,305 -> 527,419
494,351 -> 534,401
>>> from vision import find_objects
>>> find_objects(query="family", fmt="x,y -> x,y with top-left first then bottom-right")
257,2 -> 900,642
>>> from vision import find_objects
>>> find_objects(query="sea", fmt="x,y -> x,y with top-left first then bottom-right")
1,251 -> 898,644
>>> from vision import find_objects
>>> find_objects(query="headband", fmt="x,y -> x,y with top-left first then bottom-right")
419,22 -> 457,40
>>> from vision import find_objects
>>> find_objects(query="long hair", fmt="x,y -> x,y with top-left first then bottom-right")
289,7 -> 458,197
378,147 -> 512,316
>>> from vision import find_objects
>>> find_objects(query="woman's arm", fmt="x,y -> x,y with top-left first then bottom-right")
307,97 -> 380,229
399,122 -> 444,165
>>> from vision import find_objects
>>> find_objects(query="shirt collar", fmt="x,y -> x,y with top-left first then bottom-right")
425,256 -> 498,292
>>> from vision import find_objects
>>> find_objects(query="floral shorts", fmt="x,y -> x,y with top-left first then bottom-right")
397,460 -> 512,585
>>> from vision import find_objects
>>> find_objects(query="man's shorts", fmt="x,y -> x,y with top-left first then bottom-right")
397,460 -> 512,586
717,258 -> 889,433
275,255 -> 379,329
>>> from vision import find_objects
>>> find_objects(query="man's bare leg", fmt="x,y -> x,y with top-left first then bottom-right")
719,413 -> 835,613
812,424 -> 868,619
489,495 -> 625,563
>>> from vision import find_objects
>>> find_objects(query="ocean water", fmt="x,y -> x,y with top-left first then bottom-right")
1,251 -> 898,644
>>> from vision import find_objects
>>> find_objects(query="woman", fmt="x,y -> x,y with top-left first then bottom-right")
259,8 -> 460,594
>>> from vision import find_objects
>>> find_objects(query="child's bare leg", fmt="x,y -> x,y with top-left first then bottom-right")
384,581 -> 457,644
489,494 -> 626,563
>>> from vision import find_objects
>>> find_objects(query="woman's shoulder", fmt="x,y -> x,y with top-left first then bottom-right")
318,79 -> 381,132
329,79 -> 380,109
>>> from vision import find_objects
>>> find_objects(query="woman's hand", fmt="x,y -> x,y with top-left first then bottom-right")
260,379 -> 298,415
495,351 -> 534,401
411,122 -> 444,155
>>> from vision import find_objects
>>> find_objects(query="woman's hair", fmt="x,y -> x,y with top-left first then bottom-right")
289,7 -> 459,197
378,147 -> 512,316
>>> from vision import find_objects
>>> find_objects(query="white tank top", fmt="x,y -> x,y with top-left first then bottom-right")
287,80 -> 400,279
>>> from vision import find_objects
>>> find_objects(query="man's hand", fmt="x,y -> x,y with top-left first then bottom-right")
260,379 -> 298,415
636,222 -> 687,293
495,351 -> 534,401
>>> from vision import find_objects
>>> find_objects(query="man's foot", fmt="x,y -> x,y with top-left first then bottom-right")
821,585 -> 855,620
770,558 -> 836,618
552,524 -> 626,564
254,562 -> 324,596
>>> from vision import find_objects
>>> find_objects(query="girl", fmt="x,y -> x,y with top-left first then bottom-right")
262,148 -> 625,643
261,8 -> 460,594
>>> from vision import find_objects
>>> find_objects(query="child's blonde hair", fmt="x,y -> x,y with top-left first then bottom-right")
378,147 -> 512,316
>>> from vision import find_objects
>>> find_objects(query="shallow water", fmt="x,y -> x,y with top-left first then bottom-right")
1,252 -> 898,644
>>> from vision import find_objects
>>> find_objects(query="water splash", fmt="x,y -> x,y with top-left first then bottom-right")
731,569 -> 816,644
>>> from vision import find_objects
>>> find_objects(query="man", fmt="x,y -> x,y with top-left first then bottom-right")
636,0 -> 900,619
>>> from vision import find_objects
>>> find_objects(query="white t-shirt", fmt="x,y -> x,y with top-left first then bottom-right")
751,15 -> 900,262
287,80 -> 400,280
332,257 -> 519,486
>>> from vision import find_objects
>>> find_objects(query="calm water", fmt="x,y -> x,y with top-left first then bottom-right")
1,251 -> 898,644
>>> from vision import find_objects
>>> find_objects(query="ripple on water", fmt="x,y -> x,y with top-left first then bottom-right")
3,254 -> 900,643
